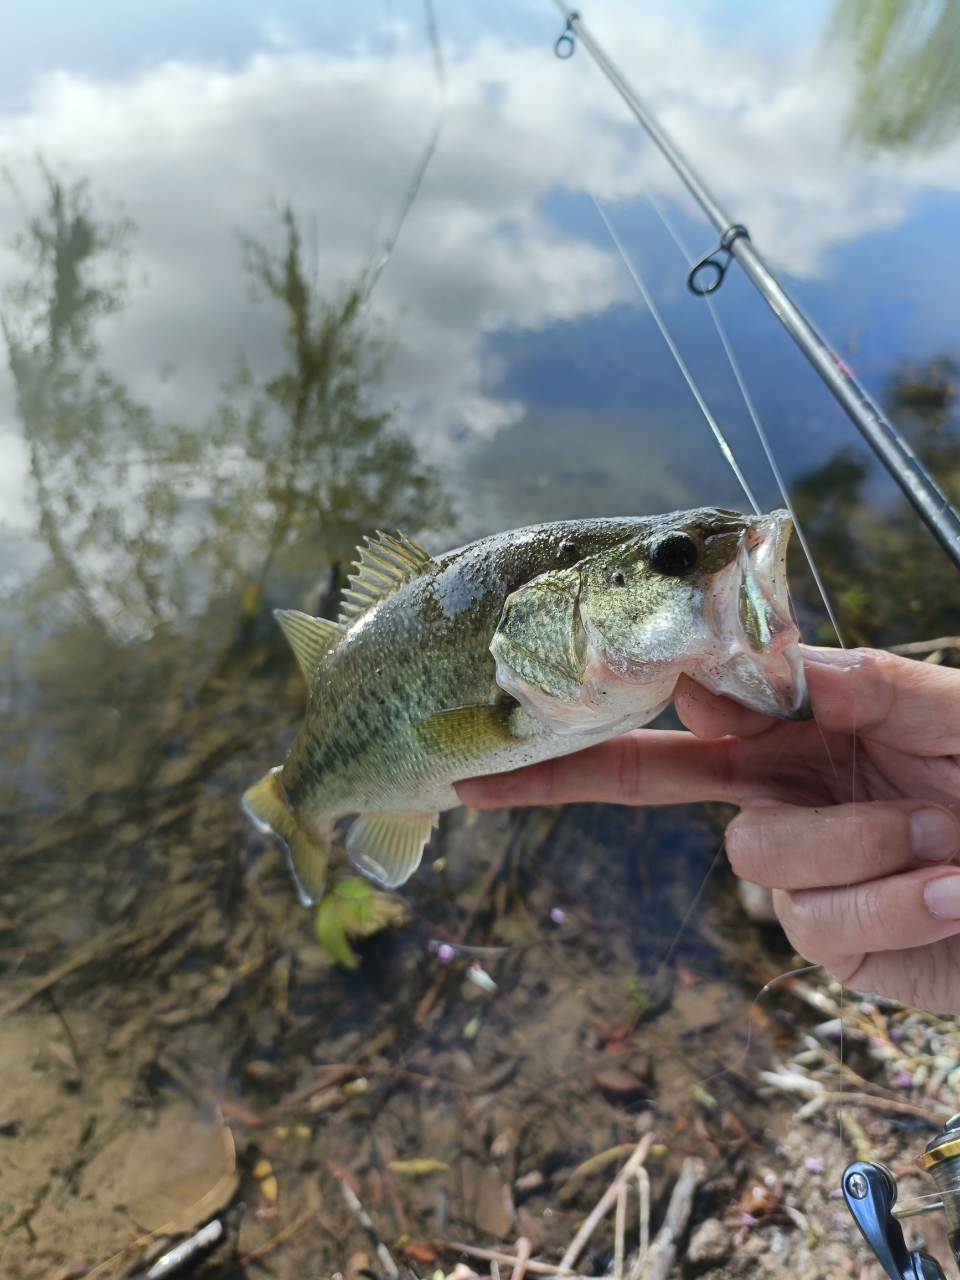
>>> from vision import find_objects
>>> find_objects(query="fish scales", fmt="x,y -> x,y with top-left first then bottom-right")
243,509 -> 809,904
288,520 -> 640,804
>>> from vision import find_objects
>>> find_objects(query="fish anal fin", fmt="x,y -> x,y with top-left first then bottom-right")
275,610 -> 344,683
242,766 -> 330,905
414,702 -> 524,767
338,530 -> 432,625
346,811 -> 437,888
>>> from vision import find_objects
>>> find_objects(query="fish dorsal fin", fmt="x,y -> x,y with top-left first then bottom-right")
275,610 -> 344,682
338,530 -> 432,625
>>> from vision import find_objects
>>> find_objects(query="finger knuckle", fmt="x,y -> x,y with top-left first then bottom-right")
725,815 -> 761,878
613,737 -> 644,801
775,890 -> 822,958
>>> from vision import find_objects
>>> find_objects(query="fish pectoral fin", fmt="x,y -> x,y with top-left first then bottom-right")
274,610 -> 344,683
414,702 -> 524,764
242,767 -> 330,906
346,811 -> 438,888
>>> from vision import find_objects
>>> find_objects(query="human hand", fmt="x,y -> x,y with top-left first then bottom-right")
455,648 -> 960,1012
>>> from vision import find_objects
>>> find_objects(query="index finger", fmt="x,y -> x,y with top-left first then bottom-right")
801,646 -> 960,754
455,729 -> 737,809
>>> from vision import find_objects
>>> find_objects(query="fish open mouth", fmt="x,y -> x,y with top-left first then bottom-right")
700,510 -> 810,720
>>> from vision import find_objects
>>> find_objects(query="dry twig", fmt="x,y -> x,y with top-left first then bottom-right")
335,1172 -> 399,1279
0,904 -> 204,1019
436,1242 -> 575,1277
614,1180 -> 627,1280
820,1092 -> 943,1124
415,825 -> 517,1025
643,1157 -> 704,1280
510,1237 -> 532,1280
630,1166 -> 650,1280
559,1132 -> 655,1272
229,1208 -> 316,1272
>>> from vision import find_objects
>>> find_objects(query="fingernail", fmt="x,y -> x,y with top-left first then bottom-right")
911,808 -> 959,862
799,645 -> 857,667
925,873 -> 960,920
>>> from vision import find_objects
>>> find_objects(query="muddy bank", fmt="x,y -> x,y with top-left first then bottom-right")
1,663 -> 956,1280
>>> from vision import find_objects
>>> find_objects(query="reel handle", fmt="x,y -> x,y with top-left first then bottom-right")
843,1161 -> 946,1280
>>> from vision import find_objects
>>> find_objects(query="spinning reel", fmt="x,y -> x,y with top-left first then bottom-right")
844,1114 -> 960,1280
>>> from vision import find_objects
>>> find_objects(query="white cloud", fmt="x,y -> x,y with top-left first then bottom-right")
0,0 -> 958,533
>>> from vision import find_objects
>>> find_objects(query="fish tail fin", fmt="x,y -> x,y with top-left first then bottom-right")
242,767 -> 330,906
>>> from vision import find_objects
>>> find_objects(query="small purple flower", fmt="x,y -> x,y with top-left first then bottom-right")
550,907 -> 566,924
895,1070 -> 913,1088
804,1157 -> 824,1174
437,944 -> 455,964
738,1213 -> 757,1226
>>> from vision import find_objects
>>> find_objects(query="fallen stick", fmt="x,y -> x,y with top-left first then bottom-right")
228,1208 -> 316,1273
511,1236 -> 532,1280
415,826 -> 517,1026
613,1180 -> 627,1280
818,1092 -> 944,1124
0,904 -> 204,1019
262,1064 -> 358,1119
889,635 -> 960,655
557,1144 -> 635,1202
336,1172 -> 399,1279
559,1132 -> 655,1272
436,1241 -> 575,1276
629,1166 -> 650,1280
643,1156 -> 705,1280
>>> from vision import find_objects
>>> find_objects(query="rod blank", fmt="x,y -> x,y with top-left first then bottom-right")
553,2 -> 960,573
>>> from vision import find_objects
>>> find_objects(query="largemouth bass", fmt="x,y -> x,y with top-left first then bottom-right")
243,508 -> 808,905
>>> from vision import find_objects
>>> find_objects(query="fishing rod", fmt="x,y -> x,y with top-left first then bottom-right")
551,3 -> 960,574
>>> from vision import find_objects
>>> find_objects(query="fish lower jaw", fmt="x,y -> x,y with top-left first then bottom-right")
692,644 -> 809,720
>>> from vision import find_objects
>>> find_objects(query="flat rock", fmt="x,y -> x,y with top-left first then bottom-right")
687,1218 -> 731,1266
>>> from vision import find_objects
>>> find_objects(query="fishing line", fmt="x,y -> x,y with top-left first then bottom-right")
584,72 -> 863,1181
689,963 -> 827,1095
591,197 -> 762,517
640,188 -> 845,650
367,0 -> 446,293
642,192 -> 852,1120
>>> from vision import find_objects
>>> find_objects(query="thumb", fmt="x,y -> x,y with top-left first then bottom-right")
674,673 -> 777,739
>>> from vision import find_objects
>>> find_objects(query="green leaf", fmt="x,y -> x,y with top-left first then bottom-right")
315,897 -> 359,969
314,877 -> 406,967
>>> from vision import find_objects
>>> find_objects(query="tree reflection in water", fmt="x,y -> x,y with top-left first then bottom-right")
833,0 -> 960,152
1,171 -> 451,816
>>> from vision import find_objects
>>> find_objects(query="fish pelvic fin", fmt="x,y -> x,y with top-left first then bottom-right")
242,767 -> 329,906
338,531 -> 432,625
346,811 -> 438,888
274,610 -> 344,683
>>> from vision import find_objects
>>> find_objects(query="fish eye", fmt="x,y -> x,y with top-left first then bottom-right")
558,539 -> 577,561
610,570 -> 626,586
649,531 -> 702,576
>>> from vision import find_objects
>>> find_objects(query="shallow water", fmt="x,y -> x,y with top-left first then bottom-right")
3,2 -> 960,1278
